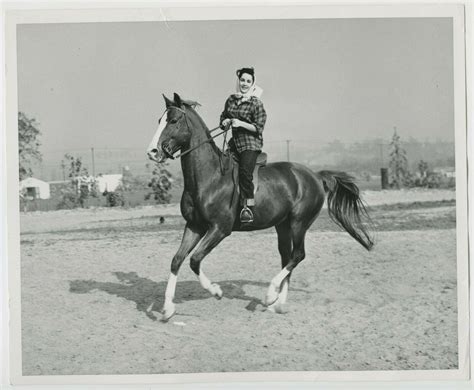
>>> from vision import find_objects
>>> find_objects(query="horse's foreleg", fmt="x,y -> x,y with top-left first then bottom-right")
160,224 -> 204,322
189,225 -> 229,299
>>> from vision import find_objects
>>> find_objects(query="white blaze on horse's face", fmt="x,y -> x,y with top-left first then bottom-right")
147,110 -> 168,162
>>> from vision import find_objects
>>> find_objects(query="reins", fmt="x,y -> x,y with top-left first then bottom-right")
163,106 -> 233,175
174,124 -> 230,159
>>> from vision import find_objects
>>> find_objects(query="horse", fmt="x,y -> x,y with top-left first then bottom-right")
147,93 -> 373,322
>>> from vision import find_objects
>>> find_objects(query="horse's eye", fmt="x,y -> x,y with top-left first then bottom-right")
170,118 -> 178,124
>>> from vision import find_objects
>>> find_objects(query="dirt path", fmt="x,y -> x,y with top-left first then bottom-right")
20,197 -> 458,375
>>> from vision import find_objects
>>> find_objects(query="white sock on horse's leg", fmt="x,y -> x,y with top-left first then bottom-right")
266,267 -> 290,305
267,275 -> 290,313
271,267 -> 290,291
162,273 -> 177,320
277,276 -> 289,305
198,269 -> 222,299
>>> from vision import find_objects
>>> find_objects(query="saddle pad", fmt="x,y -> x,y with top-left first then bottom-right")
254,153 -> 267,194
256,152 -> 267,166
253,167 -> 260,195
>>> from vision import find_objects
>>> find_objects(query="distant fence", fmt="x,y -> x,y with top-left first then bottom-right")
20,186 -> 184,213
33,141 -> 455,182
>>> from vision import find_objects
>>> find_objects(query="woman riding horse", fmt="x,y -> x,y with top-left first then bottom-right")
220,67 -> 267,224
147,93 -> 373,322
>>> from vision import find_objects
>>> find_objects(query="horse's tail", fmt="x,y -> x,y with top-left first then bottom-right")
316,170 -> 374,251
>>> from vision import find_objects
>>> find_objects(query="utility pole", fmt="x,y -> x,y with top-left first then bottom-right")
91,147 -> 96,177
286,140 -> 291,162
60,160 -> 66,181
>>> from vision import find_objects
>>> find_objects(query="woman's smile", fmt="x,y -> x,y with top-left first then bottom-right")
239,74 -> 254,93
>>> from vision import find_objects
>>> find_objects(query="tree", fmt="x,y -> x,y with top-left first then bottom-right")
388,129 -> 409,189
18,112 -> 42,180
145,162 -> 173,204
103,168 -> 148,207
57,154 -> 98,209
103,189 -> 125,207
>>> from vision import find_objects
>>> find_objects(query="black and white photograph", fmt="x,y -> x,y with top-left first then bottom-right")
3,3 -> 470,386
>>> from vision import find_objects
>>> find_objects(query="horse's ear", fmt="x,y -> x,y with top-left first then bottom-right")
173,93 -> 183,107
163,94 -> 173,108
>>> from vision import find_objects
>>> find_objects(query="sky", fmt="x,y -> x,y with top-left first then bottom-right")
17,17 -> 454,159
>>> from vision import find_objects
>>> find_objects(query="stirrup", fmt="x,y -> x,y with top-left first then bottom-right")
240,206 -> 254,224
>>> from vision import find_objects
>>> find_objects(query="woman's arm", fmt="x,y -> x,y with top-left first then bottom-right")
220,97 -> 231,127
231,118 -> 257,133
232,99 -> 267,134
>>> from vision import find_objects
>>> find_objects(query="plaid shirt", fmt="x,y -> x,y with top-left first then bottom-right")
220,95 -> 267,152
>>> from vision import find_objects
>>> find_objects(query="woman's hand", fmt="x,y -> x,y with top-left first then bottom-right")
231,118 -> 243,127
221,118 -> 231,129
222,118 -> 257,133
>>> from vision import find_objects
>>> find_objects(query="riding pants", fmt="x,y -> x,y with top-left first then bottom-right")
238,150 -> 260,205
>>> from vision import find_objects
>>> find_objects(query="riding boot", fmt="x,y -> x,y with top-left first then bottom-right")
240,198 -> 255,224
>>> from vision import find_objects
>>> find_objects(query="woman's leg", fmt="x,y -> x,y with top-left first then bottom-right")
239,150 -> 260,222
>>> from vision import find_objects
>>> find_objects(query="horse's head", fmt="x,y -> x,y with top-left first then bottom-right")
147,93 -> 195,163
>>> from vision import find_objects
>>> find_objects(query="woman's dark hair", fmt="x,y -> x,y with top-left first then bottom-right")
236,67 -> 255,82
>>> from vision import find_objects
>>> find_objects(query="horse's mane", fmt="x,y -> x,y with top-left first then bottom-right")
180,100 -> 223,157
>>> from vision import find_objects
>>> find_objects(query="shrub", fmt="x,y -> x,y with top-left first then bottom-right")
103,190 -> 125,207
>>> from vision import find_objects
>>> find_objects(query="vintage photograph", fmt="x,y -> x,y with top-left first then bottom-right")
5,4 -> 469,384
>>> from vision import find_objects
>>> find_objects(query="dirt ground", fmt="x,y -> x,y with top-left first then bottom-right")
19,189 -> 458,375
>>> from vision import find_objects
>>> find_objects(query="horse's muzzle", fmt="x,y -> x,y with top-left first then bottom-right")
147,148 -> 166,163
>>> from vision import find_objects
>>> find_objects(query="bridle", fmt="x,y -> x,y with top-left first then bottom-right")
160,106 -> 233,173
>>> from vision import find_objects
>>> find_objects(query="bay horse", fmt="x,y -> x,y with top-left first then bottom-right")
147,93 -> 373,322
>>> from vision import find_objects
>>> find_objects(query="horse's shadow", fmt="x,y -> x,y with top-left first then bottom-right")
69,271 -> 288,321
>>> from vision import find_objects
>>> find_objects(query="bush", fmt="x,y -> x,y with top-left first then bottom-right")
56,190 -> 80,209
103,190 -> 125,207
403,160 -> 455,189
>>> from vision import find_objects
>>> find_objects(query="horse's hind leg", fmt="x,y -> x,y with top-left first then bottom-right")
266,221 -> 307,307
267,221 -> 292,314
160,224 -> 204,322
189,225 -> 229,299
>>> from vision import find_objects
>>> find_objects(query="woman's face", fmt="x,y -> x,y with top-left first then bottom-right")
238,73 -> 254,94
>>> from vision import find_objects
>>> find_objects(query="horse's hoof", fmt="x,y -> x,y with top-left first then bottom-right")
210,283 -> 223,300
161,310 -> 175,322
265,287 -> 279,306
265,296 -> 278,307
267,301 -> 286,314
161,304 -> 176,322
266,305 -> 276,313
274,303 -> 287,314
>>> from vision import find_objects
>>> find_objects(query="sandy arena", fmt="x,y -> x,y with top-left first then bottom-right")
19,189 -> 458,375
